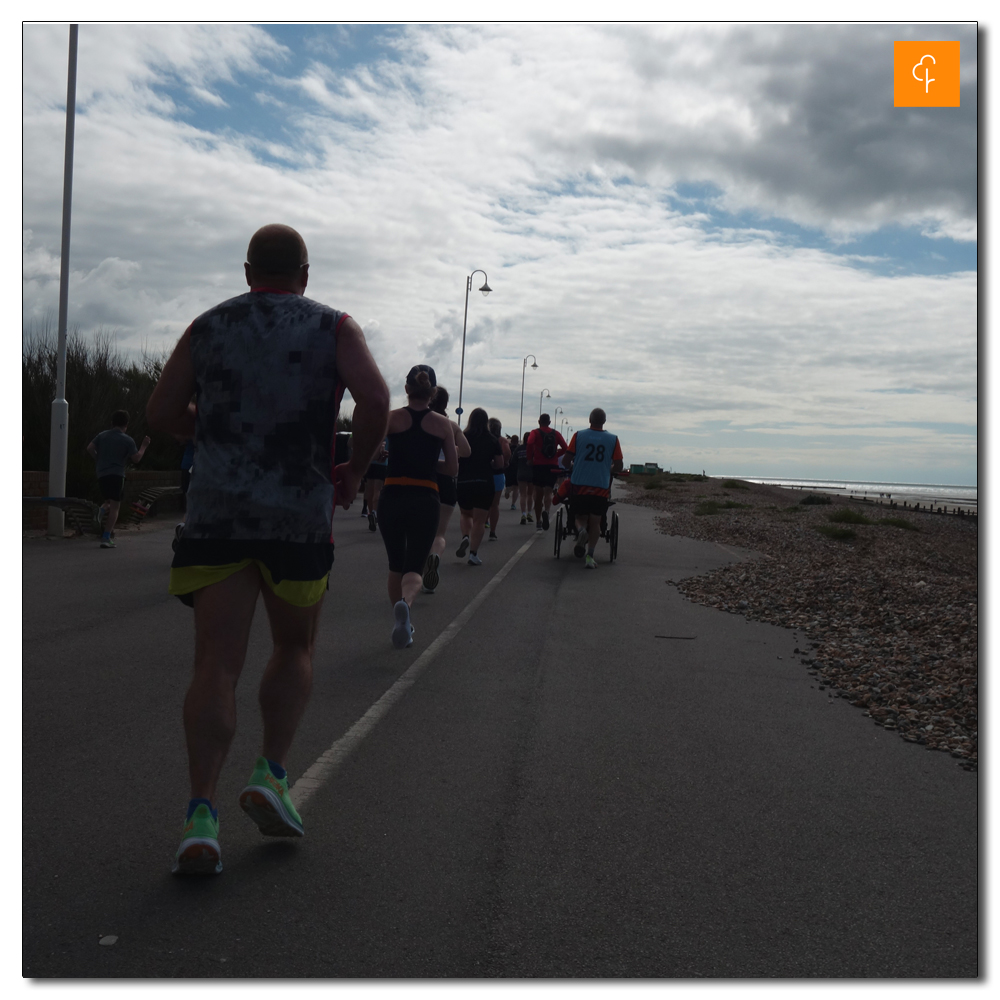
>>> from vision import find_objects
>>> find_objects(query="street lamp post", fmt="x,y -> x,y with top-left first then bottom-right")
518,355 -> 538,439
48,23 -> 79,538
553,406 -> 563,430
539,388 -> 551,417
456,269 -> 491,427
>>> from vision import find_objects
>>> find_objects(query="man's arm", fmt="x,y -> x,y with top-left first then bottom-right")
86,440 -> 98,459
333,317 -> 390,508
147,326 -> 197,438
130,436 -> 152,463
611,437 -> 624,476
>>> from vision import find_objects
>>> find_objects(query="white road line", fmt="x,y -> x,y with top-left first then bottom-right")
291,532 -> 540,809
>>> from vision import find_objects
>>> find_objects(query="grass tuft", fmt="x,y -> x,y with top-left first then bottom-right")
695,500 -> 750,516
879,517 -> 920,531
816,524 -> 856,541
721,479 -> 750,490
828,509 -> 874,525
800,494 -> 832,505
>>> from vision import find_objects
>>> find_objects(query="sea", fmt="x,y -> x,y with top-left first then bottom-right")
721,477 -> 978,511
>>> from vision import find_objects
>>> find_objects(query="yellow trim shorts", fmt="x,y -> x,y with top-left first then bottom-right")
170,539 -> 334,608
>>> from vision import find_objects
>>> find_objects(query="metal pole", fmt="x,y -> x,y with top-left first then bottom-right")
518,359 -> 526,440
539,389 -> 550,417
456,274 -> 471,429
48,23 -> 78,538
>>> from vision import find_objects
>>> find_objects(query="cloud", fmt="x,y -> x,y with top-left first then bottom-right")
21,22 -> 977,483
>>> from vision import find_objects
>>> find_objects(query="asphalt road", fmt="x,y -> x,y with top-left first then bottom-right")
22,488 -> 978,978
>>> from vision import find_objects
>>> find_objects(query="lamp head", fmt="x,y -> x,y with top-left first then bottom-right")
531,361 -> 538,369
479,281 -> 492,296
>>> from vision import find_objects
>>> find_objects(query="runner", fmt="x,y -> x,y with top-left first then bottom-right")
486,417 -> 511,542
365,438 -> 389,531
378,365 -> 458,646
515,432 -> 533,525
504,434 -> 520,510
525,413 -> 568,532
455,407 -> 504,565
421,386 -> 470,594
147,223 -> 390,875
86,410 -> 150,548
565,407 -> 624,569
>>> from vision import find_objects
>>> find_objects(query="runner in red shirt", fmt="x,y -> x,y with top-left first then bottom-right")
524,413 -> 568,531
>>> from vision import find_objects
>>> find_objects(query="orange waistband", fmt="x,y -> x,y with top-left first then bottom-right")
384,477 -> 439,491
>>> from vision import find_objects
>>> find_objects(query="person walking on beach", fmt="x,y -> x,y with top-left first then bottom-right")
86,410 -> 151,548
487,417 -> 511,542
525,413 -> 568,532
147,223 -> 390,875
565,407 -> 624,569
455,407 -> 504,564
421,386 -> 470,594
378,365 -> 458,646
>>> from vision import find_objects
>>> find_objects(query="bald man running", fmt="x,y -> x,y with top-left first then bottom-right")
148,224 -> 390,875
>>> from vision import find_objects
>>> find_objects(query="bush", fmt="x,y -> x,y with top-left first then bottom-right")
879,517 -> 920,531
695,500 -> 750,516
722,479 -> 750,489
23,324 -> 180,502
816,524 -> 856,541
800,494 -> 832,505
828,509 -> 874,525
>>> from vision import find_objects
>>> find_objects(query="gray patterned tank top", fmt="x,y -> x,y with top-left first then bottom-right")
184,291 -> 347,543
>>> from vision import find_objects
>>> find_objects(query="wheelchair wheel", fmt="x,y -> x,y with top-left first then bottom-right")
609,510 -> 619,562
554,507 -> 563,558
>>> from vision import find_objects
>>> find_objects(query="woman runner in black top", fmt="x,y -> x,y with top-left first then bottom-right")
378,365 -> 458,648
455,407 -> 504,565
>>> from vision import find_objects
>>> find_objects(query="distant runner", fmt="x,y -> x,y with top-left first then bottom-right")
487,417 -> 511,542
525,413 -> 568,532
421,386 -> 470,594
378,365 -> 457,646
86,410 -> 150,548
565,407 -> 624,569
455,408 -> 504,565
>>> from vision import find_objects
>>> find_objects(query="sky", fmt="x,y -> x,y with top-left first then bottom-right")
21,20 -> 978,485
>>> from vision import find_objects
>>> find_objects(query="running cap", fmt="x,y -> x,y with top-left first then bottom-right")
406,364 -> 437,387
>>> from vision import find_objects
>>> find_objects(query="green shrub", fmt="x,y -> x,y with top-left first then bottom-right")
816,524 -> 856,541
879,517 -> 920,531
722,479 -> 750,489
783,505 -> 804,512
695,500 -> 749,516
800,494 -> 832,505
828,509 -> 874,525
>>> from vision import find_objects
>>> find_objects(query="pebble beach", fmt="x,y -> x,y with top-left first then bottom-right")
622,475 -> 978,770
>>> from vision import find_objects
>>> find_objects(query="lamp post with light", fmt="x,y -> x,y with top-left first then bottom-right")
518,355 -> 538,439
455,269 -> 491,427
539,388 -> 551,417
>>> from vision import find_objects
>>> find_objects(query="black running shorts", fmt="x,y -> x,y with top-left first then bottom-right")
457,480 -> 495,511
98,475 -> 125,501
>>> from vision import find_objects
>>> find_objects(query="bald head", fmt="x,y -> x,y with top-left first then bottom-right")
245,225 -> 309,292
589,407 -> 607,428
247,224 -> 308,273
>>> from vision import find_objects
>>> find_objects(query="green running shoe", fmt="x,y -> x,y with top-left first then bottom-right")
172,802 -> 222,875
238,757 -> 304,837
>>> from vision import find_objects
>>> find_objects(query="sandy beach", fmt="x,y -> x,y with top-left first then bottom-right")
621,474 -> 978,769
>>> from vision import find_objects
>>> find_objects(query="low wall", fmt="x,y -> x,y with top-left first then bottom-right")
22,470 -> 184,531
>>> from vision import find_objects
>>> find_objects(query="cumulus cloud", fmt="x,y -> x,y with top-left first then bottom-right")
21,22 -> 977,483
